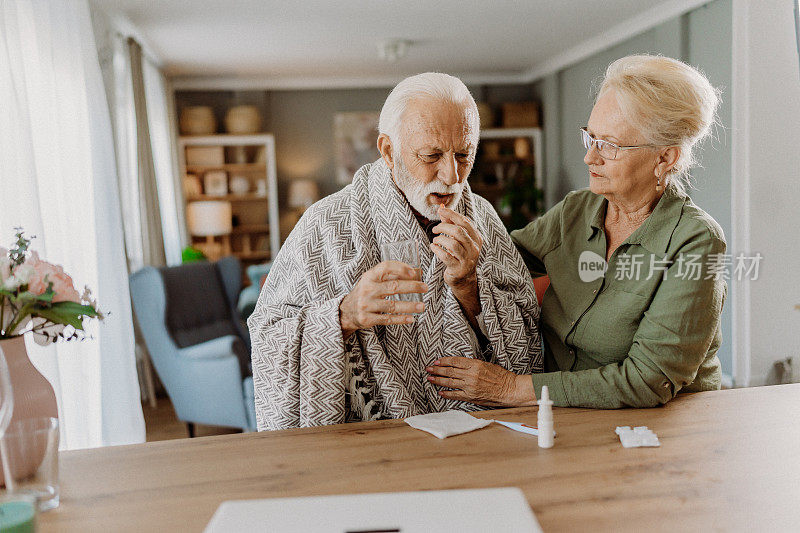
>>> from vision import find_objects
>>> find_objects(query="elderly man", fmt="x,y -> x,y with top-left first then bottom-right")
249,72 -> 542,430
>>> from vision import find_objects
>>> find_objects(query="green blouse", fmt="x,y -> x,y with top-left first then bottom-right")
510,186 -> 725,408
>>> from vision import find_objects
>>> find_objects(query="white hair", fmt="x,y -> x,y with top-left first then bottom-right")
596,55 -> 721,195
379,72 -> 479,153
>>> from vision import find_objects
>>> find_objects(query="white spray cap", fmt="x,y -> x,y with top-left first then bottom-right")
538,385 -> 553,406
537,385 -> 554,448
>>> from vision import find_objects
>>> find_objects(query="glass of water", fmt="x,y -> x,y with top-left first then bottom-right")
379,239 -> 423,307
1,417 -> 60,511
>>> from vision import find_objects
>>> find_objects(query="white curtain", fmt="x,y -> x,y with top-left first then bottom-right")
109,33 -> 184,270
143,57 -> 185,266
0,0 -> 145,448
109,30 -> 143,272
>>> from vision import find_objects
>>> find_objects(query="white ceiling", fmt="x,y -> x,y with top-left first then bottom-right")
94,0 -> 708,89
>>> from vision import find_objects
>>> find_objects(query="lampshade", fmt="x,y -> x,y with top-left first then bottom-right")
186,201 -> 232,236
288,179 -> 320,209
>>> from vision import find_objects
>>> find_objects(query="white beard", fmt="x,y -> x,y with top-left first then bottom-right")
393,157 -> 464,221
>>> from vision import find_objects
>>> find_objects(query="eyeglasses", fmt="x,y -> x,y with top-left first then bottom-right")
580,127 -> 665,160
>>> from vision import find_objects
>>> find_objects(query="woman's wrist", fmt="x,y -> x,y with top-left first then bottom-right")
510,374 -> 538,407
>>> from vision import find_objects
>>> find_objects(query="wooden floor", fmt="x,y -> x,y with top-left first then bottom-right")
142,395 -> 241,441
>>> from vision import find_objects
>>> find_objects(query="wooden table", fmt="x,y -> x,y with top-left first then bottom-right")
40,384 -> 800,532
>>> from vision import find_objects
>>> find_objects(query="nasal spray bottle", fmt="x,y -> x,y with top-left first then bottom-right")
537,386 -> 554,448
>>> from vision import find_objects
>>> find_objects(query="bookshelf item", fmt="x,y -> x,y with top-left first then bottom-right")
227,145 -> 249,164
186,201 -> 232,261
288,180 -> 320,211
471,128 -> 544,231
513,137 -> 531,159
203,170 -> 228,196
185,145 -> 224,166
501,102 -> 540,128
179,106 -> 216,135
224,105 -> 261,134
182,174 -> 202,197
229,175 -> 250,195
178,134 -> 280,272
253,146 -> 266,163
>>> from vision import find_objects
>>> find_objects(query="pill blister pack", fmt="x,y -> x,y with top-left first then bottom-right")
615,426 -> 660,448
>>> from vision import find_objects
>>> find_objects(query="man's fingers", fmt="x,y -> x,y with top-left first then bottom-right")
437,208 -> 482,244
430,243 -> 458,265
372,260 -> 420,281
432,234 -> 467,260
431,222 -> 464,237
437,205 -> 465,224
365,312 -> 414,327
433,223 -> 477,256
432,223 -> 472,246
371,298 -> 424,315
374,279 -> 428,298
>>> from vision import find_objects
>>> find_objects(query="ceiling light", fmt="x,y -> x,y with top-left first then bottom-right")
377,39 -> 410,62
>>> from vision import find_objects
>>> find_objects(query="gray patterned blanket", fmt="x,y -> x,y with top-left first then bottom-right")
248,159 -> 542,430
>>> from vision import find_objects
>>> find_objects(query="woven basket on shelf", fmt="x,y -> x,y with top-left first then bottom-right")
224,105 -> 262,134
179,106 -> 216,135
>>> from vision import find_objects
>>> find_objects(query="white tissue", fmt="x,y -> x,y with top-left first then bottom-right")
405,410 -> 492,439
615,426 -> 660,448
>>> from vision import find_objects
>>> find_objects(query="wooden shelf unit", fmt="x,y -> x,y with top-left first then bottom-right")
473,127 -> 544,230
231,224 -> 269,234
186,193 -> 268,202
186,163 -> 267,173
178,134 -> 280,266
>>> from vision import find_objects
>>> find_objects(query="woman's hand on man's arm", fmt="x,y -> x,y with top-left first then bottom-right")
425,357 -> 537,407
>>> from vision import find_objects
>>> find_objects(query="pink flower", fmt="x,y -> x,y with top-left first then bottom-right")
24,252 -> 81,303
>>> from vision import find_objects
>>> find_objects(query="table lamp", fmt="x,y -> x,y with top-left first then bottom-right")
287,180 -> 320,213
186,201 -> 232,261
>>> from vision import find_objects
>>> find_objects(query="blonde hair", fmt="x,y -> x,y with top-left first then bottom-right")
597,55 -> 720,194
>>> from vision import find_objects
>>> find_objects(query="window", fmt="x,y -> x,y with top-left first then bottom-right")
795,0 -> 800,74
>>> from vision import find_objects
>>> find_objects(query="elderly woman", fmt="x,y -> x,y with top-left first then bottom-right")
426,55 -> 725,408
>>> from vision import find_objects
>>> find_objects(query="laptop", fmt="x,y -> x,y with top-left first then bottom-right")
204,487 -> 542,533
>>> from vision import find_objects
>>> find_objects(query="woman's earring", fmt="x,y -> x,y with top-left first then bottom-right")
655,174 -> 663,193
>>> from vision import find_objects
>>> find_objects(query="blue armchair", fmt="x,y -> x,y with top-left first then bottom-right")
130,256 -> 256,435
237,261 -> 272,319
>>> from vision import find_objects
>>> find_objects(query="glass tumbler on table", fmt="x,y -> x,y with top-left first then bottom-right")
1,417 -> 60,512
